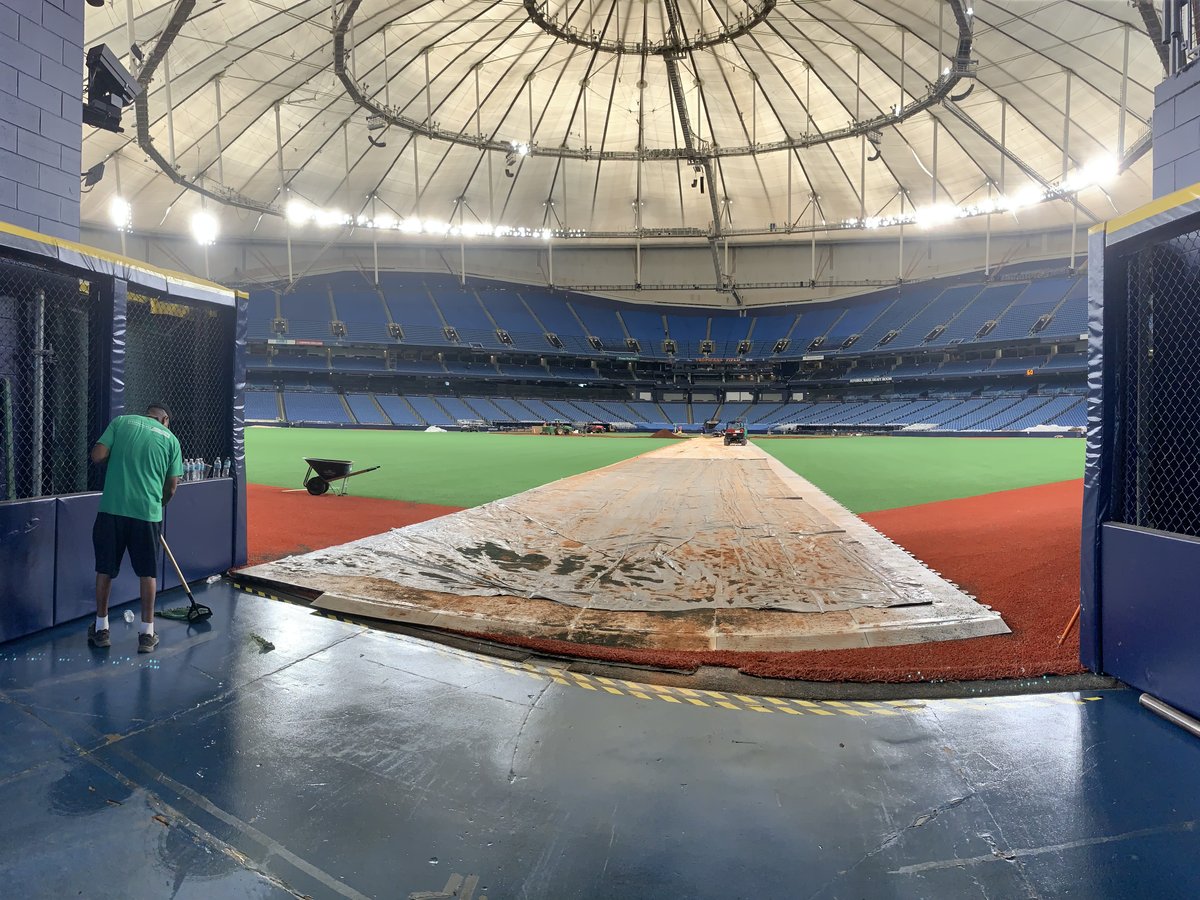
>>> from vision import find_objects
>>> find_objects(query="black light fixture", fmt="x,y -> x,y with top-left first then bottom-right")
83,44 -> 141,133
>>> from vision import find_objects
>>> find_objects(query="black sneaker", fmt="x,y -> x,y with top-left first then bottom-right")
137,632 -> 159,654
87,623 -> 110,648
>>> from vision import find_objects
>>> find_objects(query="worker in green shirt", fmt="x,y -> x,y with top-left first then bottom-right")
88,404 -> 184,653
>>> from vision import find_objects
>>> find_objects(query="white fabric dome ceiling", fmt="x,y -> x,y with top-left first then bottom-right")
81,0 -> 1162,247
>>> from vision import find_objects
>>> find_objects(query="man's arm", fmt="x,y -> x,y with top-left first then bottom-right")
90,442 -> 110,464
162,475 -> 179,506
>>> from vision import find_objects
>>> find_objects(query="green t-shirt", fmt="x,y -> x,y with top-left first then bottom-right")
96,414 -> 184,522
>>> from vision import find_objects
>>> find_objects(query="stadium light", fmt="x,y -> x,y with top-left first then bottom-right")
286,199 -> 312,225
190,209 -> 219,245
108,195 -> 132,231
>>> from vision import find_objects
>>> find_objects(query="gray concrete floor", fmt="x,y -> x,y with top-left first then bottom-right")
1,581 -> 1197,899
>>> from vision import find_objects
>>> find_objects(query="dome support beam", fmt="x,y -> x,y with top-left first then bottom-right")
330,0 -> 978,162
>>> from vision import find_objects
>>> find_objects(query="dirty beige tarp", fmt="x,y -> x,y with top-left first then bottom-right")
254,440 -> 954,614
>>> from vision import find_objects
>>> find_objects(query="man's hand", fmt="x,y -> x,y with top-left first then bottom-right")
90,443 -> 110,464
162,475 -> 179,506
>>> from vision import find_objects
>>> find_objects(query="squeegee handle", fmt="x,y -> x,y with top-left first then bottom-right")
160,535 -> 196,602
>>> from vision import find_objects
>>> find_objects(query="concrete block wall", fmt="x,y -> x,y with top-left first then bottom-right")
1153,63 -> 1200,198
0,0 -> 84,240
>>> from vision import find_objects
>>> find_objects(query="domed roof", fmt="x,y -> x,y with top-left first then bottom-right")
81,0 -> 1161,247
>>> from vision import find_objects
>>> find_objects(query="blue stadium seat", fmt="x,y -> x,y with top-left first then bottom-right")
246,390 -> 279,421
375,396 -> 422,426
346,394 -> 388,425
246,291 -> 277,340
279,286 -> 333,340
282,392 -> 351,424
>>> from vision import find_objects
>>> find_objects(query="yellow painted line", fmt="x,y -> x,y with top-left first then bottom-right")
791,700 -> 837,715
1109,182 -> 1200,236
823,702 -> 868,717
235,584 -> 1111,722
0,219 -> 234,295
853,702 -> 901,716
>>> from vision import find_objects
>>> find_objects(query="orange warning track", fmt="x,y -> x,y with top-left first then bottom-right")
245,483 -> 462,567
244,478 -> 1084,683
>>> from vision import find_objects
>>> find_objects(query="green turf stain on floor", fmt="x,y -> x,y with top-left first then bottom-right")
759,436 -> 1085,513
246,427 -> 677,508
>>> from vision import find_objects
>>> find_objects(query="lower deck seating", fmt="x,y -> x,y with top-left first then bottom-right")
252,391 -> 1088,432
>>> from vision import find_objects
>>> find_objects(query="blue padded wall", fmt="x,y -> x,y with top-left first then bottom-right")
162,479 -> 234,590
0,499 -> 56,642
1100,524 -> 1200,720
53,493 -> 149,625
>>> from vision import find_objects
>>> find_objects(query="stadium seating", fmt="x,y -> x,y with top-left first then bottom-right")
282,391 -> 351,424
346,393 -> 388,425
279,286 -> 334,340
374,395 -> 422,426
246,390 -> 279,421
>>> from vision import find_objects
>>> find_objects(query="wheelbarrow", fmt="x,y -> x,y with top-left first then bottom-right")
302,457 -> 381,496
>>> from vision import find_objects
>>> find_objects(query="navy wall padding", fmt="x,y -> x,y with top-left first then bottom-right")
52,493 -> 147,625
0,499 -> 56,642
1080,228 -> 1110,671
231,293 -> 248,567
161,479 -> 234,590
1100,523 -> 1200,720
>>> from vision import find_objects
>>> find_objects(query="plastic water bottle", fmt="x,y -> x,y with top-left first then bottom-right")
123,609 -> 135,624
221,458 -> 231,478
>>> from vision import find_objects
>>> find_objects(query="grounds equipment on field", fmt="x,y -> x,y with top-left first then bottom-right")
723,420 -> 748,446
302,457 -> 381,496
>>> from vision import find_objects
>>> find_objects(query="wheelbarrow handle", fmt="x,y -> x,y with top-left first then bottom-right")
345,465 -> 381,478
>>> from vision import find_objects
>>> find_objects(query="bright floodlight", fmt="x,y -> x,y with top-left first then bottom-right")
1007,184 -> 1045,211
286,199 -> 312,224
108,196 -> 132,230
190,209 -> 219,245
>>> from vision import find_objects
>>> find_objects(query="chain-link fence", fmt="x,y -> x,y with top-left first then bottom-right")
0,258 -> 97,501
126,290 -> 234,472
1115,227 -> 1200,537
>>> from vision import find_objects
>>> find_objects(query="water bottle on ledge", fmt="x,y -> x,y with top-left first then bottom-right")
221,458 -> 231,478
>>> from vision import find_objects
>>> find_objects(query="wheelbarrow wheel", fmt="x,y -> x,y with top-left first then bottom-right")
305,476 -> 330,496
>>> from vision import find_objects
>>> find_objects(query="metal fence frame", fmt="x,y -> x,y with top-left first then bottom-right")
0,221 -> 247,565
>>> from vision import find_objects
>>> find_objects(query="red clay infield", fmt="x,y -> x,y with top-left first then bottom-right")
245,483 -> 462,566
245,479 -> 1085,683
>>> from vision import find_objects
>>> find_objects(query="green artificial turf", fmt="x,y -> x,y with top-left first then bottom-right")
759,436 -> 1085,513
245,427 -> 676,508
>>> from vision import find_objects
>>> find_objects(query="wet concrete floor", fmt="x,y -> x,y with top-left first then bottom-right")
0,581 -> 1197,898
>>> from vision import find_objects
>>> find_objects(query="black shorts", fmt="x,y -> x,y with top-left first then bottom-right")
93,512 -> 161,579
